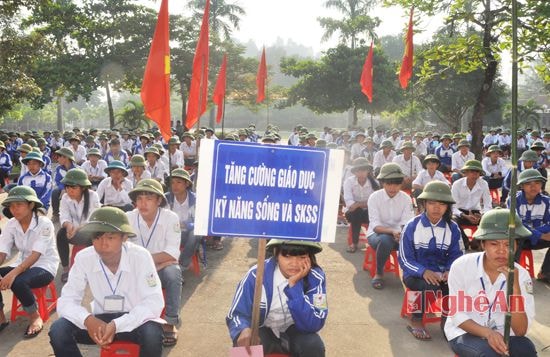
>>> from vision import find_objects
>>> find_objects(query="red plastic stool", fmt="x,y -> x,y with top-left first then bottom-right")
363,246 -> 400,278
460,225 -> 478,242
400,287 -> 442,325
100,341 -> 140,357
69,244 -> 87,268
10,280 -> 57,322
519,249 -> 535,278
490,188 -> 501,204
347,223 -> 369,246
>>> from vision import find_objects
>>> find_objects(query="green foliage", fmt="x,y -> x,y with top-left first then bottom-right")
115,100 -> 151,131
503,99 -> 542,130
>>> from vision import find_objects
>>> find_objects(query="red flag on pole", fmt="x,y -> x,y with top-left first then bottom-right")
360,41 -> 374,103
213,54 -> 227,124
186,0 -> 210,129
141,0 -> 171,141
256,47 -> 267,103
398,7 -> 414,89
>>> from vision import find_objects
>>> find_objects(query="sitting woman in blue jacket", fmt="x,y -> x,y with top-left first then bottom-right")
399,181 -> 463,341
227,239 -> 327,357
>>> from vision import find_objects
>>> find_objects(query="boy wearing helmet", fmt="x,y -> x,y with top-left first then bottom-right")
227,239 -> 327,356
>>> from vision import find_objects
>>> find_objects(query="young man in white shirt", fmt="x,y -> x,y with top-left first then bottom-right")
481,145 -> 508,190
392,141 -> 422,190
80,148 -> 107,190
49,207 -> 164,356
179,132 -> 197,168
372,140 -> 396,177
451,139 -> 475,182
126,179 -> 182,347
96,160 -> 134,212
166,137 -> 184,171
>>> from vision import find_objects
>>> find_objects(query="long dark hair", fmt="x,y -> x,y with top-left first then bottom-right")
82,187 -> 91,220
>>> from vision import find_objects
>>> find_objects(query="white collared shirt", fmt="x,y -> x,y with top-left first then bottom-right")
367,189 -> 414,236
60,190 -> 101,227
146,161 -> 167,180
96,177 -> 133,206
127,169 -> 151,187
412,169 -> 449,188
413,141 -> 427,156
451,151 -> 475,171
71,145 -> 88,163
343,175 -> 376,209
451,177 -> 492,216
263,266 -> 295,337
372,150 -> 396,171
81,160 -> 108,178
444,252 -> 534,341
0,216 -> 59,276
126,208 -> 181,260
165,149 -> 184,168
392,154 -> 422,178
57,242 -> 164,332
481,157 -> 509,177
171,194 -> 191,226
180,141 -> 197,158
350,142 -> 365,160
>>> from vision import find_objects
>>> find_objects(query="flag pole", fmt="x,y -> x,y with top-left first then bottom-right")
503,0 -> 519,351
221,95 -> 226,138
266,84 -> 270,128
196,55 -> 206,156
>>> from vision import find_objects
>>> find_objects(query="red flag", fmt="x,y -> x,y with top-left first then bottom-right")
212,54 -> 227,123
141,0 -> 171,141
360,41 -> 374,102
186,0 -> 210,129
398,7 -> 414,89
256,47 -> 267,103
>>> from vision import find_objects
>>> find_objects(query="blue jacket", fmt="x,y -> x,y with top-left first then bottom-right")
399,213 -> 463,279
514,191 -> 550,245
226,257 -> 327,342
434,144 -> 455,167
54,163 -> 77,190
18,169 -> 53,209
104,151 -> 129,165
0,151 -> 12,173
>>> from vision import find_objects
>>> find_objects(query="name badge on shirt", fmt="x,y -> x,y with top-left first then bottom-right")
313,293 -> 327,310
103,295 -> 125,313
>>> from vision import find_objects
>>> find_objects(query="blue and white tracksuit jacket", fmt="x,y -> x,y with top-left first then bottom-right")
399,213 -> 463,280
435,144 -> 455,168
0,151 -> 12,174
514,191 -> 550,246
104,151 -> 129,166
54,163 -> 77,190
17,169 -> 53,209
226,257 -> 328,342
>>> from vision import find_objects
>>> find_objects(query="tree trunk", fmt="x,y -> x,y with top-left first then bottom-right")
105,80 -> 115,129
56,95 -> 63,131
352,105 -> 358,126
470,1 -> 498,160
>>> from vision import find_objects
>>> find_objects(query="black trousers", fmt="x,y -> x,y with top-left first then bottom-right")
345,208 -> 369,245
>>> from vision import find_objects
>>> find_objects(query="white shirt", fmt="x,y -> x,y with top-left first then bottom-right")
120,138 -> 135,152
412,169 -> 449,188
96,177 -> 133,207
60,190 -> 101,227
444,252 -> 534,341
350,142 -> 365,160
171,194 -> 192,226
126,208 -> 181,260
367,189 -> 414,236
481,157 -> 509,177
147,161 -> 167,180
263,266 -> 295,337
71,145 -> 88,163
81,160 -> 108,178
413,141 -> 427,157
165,149 -> 184,169
343,175 -> 376,210
127,169 -> 151,187
0,216 -> 59,276
392,154 -> 422,178
451,177 -> 492,216
451,151 -> 475,171
372,150 -> 396,171
498,134 -> 512,145
57,242 -> 164,332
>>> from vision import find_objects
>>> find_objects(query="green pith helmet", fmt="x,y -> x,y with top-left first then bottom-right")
26,138 -> 38,147
520,150 -> 539,162
78,207 -> 136,238
21,151 -> 45,166
56,147 -> 75,161
61,168 -> 92,187
2,186 -> 43,208
144,146 -> 160,158
168,136 -> 181,145
457,139 -> 470,148
351,157 -> 372,173
423,154 -> 440,166
486,145 -> 502,155
417,181 -> 455,204
461,159 -> 484,175
530,130 -> 540,137
262,134 -> 277,143
315,139 -> 327,148
182,132 -> 194,139
104,160 -> 128,176
531,141 -> 545,150
0,141 -> 5,149
473,208 -> 531,240
326,142 -> 338,149
152,143 -> 165,154
441,134 -> 452,141
399,141 -> 415,152
380,139 -> 393,148
37,138 -> 47,146
128,178 -> 166,206
18,143 -> 33,153
129,154 -> 146,167
266,239 -> 323,254
452,133 -> 463,140
86,148 -> 102,157
170,168 -> 193,186
305,133 -> 317,141
376,163 -> 406,180
517,168 -> 546,186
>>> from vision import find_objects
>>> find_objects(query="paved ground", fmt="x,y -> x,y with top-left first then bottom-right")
1,219 -> 550,356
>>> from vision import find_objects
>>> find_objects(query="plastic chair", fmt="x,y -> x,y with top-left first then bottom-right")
489,188 -> 501,204
100,341 -> 140,357
519,249 -> 535,278
460,225 -> 478,242
363,246 -> 400,278
400,287 -> 441,325
10,281 -> 57,322
69,244 -> 87,268
347,223 -> 369,246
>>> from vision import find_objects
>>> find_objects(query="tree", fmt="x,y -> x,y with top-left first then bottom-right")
280,44 -> 404,125
115,100 -> 152,130
503,99 -> 543,131
188,0 -> 245,41
384,0 -> 550,157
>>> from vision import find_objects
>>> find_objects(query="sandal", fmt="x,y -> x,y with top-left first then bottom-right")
23,324 -> 43,339
371,278 -> 384,290
212,241 -> 223,250
346,245 -> 357,253
406,325 -> 432,341
162,331 -> 178,347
